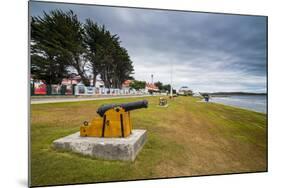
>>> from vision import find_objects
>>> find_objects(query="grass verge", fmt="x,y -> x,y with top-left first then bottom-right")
30,96 -> 267,186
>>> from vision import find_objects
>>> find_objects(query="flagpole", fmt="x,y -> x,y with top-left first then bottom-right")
170,61 -> 173,97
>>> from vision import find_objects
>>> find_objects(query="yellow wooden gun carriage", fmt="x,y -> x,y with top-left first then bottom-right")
80,100 -> 148,138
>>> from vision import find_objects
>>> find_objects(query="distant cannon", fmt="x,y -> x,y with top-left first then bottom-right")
204,95 -> 210,102
199,92 -> 210,102
80,100 -> 148,138
159,97 -> 168,107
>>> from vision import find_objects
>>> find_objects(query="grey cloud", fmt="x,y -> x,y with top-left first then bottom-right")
30,1 -> 267,92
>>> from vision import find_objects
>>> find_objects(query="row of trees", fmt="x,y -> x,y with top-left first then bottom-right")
128,80 -> 172,92
154,81 -> 171,92
31,9 -> 134,88
129,80 -> 146,90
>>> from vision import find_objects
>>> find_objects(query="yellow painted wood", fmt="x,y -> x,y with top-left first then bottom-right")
80,107 -> 133,138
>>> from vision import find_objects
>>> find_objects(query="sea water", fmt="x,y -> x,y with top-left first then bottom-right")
210,95 -> 267,113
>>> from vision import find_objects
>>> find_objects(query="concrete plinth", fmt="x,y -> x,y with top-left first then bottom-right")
53,129 -> 147,161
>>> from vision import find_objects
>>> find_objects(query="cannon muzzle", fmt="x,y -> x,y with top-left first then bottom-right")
96,100 -> 148,117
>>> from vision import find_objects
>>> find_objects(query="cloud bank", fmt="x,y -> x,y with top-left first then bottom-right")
31,2 -> 267,92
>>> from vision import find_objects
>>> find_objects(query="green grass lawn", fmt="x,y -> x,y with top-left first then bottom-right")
30,96 -> 267,187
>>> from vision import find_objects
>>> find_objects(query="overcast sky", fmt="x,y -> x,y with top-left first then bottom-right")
30,1 -> 267,93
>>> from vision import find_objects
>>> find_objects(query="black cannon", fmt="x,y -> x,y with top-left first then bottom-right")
80,100 -> 149,137
97,100 -> 148,117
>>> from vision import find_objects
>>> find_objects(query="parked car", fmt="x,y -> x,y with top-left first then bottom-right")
178,86 -> 193,96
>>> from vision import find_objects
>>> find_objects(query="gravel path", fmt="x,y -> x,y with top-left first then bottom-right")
31,95 -> 154,104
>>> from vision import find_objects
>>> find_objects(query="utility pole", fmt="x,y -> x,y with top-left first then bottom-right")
170,61 -> 173,97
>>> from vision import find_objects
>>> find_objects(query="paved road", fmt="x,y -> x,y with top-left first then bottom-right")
31,95 -> 154,104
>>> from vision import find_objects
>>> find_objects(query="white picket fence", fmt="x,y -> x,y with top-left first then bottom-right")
74,85 -> 147,96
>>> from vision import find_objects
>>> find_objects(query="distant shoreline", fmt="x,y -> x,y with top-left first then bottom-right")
206,92 -> 267,96
207,94 -> 267,113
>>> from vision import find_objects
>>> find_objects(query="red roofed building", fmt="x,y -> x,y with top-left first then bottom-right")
146,83 -> 159,92
122,80 -> 133,89
121,79 -> 159,94
61,75 -> 81,85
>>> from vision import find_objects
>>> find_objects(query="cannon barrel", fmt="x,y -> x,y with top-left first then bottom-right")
96,100 -> 148,117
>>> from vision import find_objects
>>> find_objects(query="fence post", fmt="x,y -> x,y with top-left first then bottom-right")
72,85 -> 76,95
46,85 -> 51,95
30,82 -> 35,96
61,85 -> 66,95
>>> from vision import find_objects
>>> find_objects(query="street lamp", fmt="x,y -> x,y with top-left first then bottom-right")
170,61 -> 173,97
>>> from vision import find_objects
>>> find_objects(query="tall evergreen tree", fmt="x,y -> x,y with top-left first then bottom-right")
84,19 -> 134,88
31,9 -> 134,88
112,46 -> 134,88
31,10 -> 90,85
84,19 -> 106,86
31,11 -> 69,84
